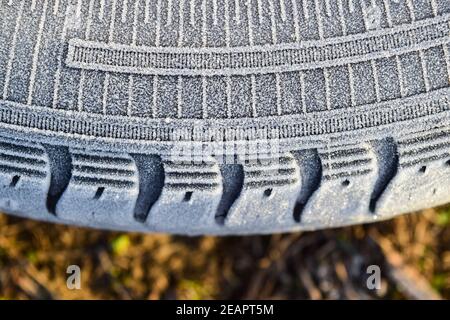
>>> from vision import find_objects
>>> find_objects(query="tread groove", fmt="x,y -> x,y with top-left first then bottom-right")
215,162 -> 244,226
131,154 -> 165,223
369,137 -> 400,213
293,149 -> 323,223
44,144 -> 72,216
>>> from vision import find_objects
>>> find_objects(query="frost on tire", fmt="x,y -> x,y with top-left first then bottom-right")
0,0 -> 449,234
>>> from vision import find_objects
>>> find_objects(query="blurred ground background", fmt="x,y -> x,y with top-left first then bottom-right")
0,205 -> 449,300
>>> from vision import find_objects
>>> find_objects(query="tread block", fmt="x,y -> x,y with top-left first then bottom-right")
300,143 -> 379,227
55,149 -> 139,227
145,157 -> 222,233
376,128 -> 450,215
0,136 -> 50,218
223,153 -> 301,231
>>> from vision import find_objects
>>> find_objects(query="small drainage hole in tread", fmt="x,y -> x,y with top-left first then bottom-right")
445,159 -> 450,167
183,191 -> 193,202
263,188 -> 273,197
419,166 -> 427,174
342,179 -> 350,187
93,187 -> 105,200
9,175 -> 20,188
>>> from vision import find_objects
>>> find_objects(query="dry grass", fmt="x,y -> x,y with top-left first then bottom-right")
0,205 -> 449,300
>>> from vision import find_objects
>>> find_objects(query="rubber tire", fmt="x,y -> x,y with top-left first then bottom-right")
0,1 -> 449,234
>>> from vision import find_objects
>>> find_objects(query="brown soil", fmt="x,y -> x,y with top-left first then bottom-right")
0,205 -> 449,300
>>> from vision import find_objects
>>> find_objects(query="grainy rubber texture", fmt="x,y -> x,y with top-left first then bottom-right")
0,0 -> 449,235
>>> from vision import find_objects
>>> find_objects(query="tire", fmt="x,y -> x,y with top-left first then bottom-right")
0,1 -> 449,235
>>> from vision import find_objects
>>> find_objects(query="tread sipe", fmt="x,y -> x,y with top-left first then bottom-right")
0,0 -> 449,234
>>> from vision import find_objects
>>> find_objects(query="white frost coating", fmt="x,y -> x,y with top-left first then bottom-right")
65,14 -> 450,77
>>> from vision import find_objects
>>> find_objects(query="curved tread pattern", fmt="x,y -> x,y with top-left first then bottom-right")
0,1 -> 449,234
55,149 -> 140,228
0,127 -> 447,234
222,153 -> 301,232
145,156 -> 223,233
0,135 -> 50,220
